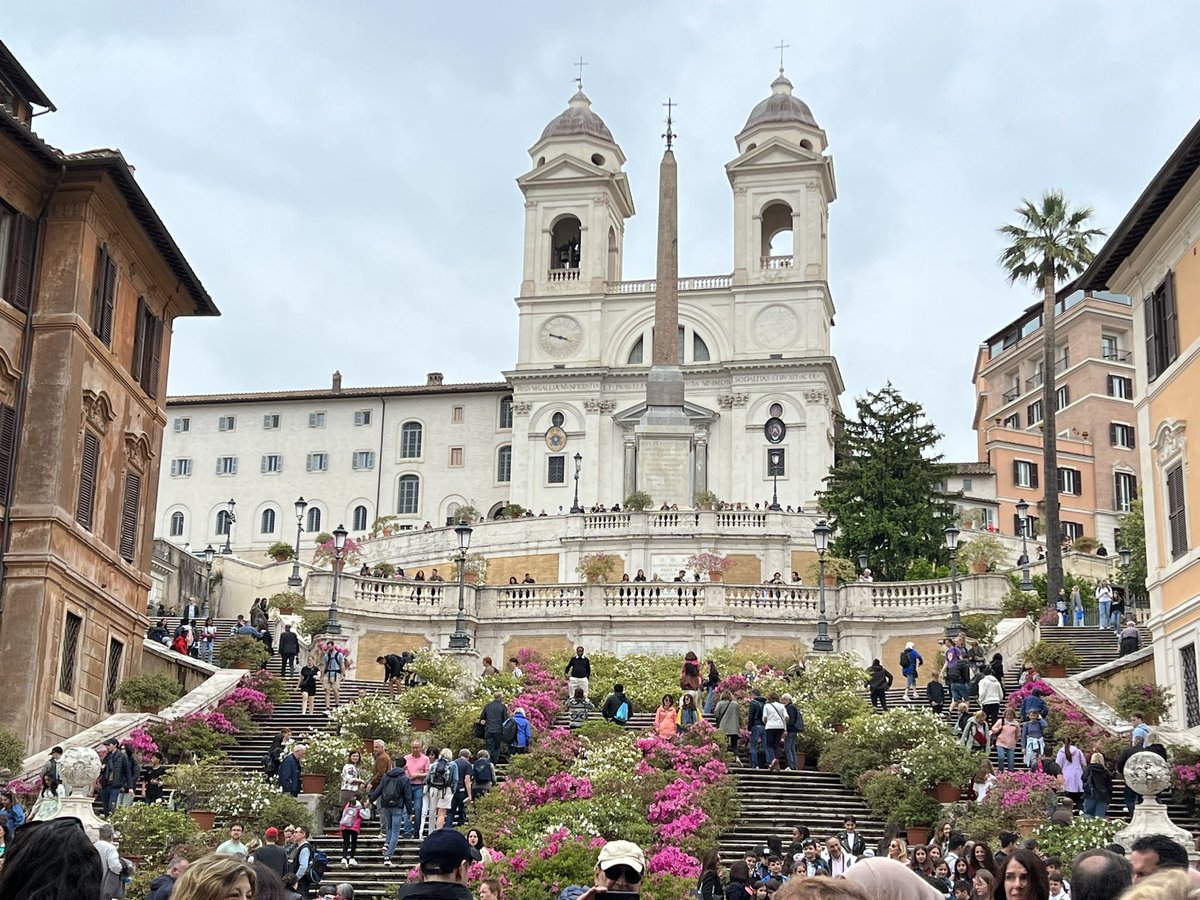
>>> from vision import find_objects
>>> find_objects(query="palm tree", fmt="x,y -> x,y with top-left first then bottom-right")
997,191 -> 1105,607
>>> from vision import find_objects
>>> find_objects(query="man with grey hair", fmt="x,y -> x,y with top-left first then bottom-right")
147,856 -> 189,900
94,823 -> 124,900
334,884 -> 355,899
1071,848 -> 1132,900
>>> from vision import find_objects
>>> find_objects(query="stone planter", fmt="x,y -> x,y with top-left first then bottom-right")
138,705 -> 163,715
189,810 -> 217,830
301,773 -> 327,794
1015,817 -> 1046,837
409,716 -> 434,732
1042,664 -> 1068,678
230,661 -> 252,670
970,561 -> 988,575
709,571 -> 724,583
906,826 -> 930,846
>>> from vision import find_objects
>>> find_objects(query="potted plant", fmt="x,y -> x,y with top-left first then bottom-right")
1071,536 -> 1101,554
907,740 -> 977,802
454,504 -> 480,524
397,684 -> 453,731
1114,682 -> 1172,725
369,515 -> 399,539
460,553 -> 488,584
576,551 -> 620,584
895,790 -> 942,844
371,562 -> 397,580
624,490 -> 653,512
685,551 -> 733,583
114,673 -> 183,714
267,591 -> 306,616
217,634 -> 271,670
693,489 -> 720,511
805,556 -> 857,586
162,760 -> 225,829
313,535 -> 363,570
957,534 -> 1008,574
108,804 -> 201,864
265,541 -> 296,563
1021,641 -> 1082,678
1001,584 -> 1045,619
500,503 -> 527,519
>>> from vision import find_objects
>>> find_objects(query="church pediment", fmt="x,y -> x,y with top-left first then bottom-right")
613,399 -> 718,427
518,159 -> 635,217
726,136 -> 822,171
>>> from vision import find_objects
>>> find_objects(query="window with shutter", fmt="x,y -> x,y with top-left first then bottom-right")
146,313 -> 162,397
1147,272 -> 1181,383
76,430 -> 101,530
0,403 -> 15,502
1167,464 -> 1189,560
5,214 -> 37,312
91,246 -> 116,345
119,469 -> 141,562
131,297 -> 147,383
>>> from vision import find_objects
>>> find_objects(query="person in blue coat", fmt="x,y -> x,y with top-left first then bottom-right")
900,642 -> 924,701
277,745 -> 305,796
511,708 -> 532,752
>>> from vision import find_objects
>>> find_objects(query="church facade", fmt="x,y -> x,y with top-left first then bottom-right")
155,71 -> 844,551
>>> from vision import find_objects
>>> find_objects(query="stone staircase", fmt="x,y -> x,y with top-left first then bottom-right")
1038,623 -> 1152,674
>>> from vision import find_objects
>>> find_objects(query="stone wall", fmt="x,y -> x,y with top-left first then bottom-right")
358,630 -> 431,667
1079,649 -> 1157,715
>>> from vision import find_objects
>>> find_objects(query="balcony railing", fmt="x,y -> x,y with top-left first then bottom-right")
1103,348 -> 1132,363
1026,372 -> 1044,389
1002,386 -> 1021,403
1054,352 -> 1070,373
761,255 -> 794,269
605,274 -> 734,294
547,267 -> 580,282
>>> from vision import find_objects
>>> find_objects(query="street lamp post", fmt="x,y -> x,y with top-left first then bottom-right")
944,524 -> 963,637
812,520 -> 834,652
324,524 -> 347,635
570,453 -> 584,514
857,552 -> 868,575
288,497 -> 307,588
202,544 -> 215,618
1016,498 -> 1033,591
768,450 -> 782,512
1119,545 -> 1132,623
221,498 -> 237,555
449,521 -> 474,649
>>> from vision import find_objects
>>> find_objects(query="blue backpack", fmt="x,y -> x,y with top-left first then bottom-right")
614,700 -> 630,723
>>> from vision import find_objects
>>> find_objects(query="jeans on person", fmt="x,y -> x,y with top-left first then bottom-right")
1082,797 -> 1109,818
783,732 -> 798,770
202,640 -> 214,665
906,672 -> 917,692
704,687 -> 716,715
101,786 -> 121,815
450,787 -> 469,826
765,728 -> 785,766
380,806 -> 403,858
1099,600 -> 1111,627
950,681 -> 969,703
409,783 -> 425,836
485,732 -> 501,763
996,745 -> 1015,771
1024,737 -> 1044,768
748,724 -> 766,768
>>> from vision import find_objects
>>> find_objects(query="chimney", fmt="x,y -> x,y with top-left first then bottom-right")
331,371 -> 342,392
427,372 -> 444,386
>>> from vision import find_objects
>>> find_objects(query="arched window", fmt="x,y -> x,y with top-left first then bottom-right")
693,332 -> 710,362
400,421 -> 423,458
497,445 -> 512,483
550,216 -> 581,270
306,507 -> 322,533
628,326 -> 711,364
216,510 -> 232,536
499,396 -> 513,429
761,201 -> 794,261
353,505 -> 368,532
607,227 -> 618,282
169,511 -> 185,537
260,509 -> 276,534
397,475 -> 420,515
627,335 -> 644,364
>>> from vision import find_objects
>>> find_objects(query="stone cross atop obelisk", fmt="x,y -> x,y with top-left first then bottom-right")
646,98 -> 685,414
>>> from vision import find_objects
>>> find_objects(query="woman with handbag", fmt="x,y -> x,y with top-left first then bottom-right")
338,793 -> 367,867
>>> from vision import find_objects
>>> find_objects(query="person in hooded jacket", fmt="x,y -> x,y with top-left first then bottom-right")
369,764 -> 414,865
1082,751 -> 1113,819
866,659 -> 894,711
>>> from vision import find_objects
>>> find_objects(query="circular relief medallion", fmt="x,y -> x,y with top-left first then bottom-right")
545,426 -> 568,451
754,304 -> 799,350
764,417 -> 787,444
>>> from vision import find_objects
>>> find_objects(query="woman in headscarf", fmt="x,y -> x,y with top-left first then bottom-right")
841,856 -> 945,900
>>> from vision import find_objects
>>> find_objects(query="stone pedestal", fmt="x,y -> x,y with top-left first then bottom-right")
634,424 -> 693,508
1114,751 -> 1196,857
53,747 -> 107,841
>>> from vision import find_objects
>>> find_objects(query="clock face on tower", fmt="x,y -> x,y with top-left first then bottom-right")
538,315 -> 583,359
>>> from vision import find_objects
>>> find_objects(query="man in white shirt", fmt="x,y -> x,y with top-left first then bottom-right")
95,823 -> 124,900
822,836 -> 856,875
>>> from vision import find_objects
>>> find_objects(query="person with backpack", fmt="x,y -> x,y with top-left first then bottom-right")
600,684 -> 633,727
449,749 -> 474,827
866,659 -> 894,711
900,642 -> 923,701
321,642 -> 346,712
337,793 -> 367,868
292,824 -> 327,895
479,692 -> 507,762
503,707 -> 531,758
782,693 -> 804,770
762,692 -> 789,770
424,749 -> 458,834
471,750 -> 494,803
714,690 -> 741,753
369,762 -> 413,866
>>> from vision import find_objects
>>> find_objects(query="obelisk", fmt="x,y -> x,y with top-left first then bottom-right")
634,99 -> 695,507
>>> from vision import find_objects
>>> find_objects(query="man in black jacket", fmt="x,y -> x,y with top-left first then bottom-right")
251,828 -> 289,878
278,624 -> 300,677
480,692 -> 507,763
398,828 -> 477,899
146,856 -> 189,900
565,646 -> 591,700
378,652 -> 406,698
866,659 -> 894,711
600,684 -> 633,726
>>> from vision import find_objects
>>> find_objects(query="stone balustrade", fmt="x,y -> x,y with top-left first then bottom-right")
604,274 -> 734,294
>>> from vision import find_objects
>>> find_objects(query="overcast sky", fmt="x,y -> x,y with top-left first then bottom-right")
8,3 -> 1200,461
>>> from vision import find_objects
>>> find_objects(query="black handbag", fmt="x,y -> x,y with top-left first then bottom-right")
472,721 -> 486,739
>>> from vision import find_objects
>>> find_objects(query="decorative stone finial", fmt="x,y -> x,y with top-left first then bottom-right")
1113,751 -> 1196,856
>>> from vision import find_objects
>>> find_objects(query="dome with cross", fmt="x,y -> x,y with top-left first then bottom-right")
539,90 -> 616,144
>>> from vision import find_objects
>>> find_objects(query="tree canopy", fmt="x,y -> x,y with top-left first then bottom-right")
819,384 -> 956,580
1118,499 -> 1148,603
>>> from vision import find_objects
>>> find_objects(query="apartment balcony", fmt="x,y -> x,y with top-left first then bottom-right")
1002,386 -> 1021,403
1026,372 -> 1044,390
1103,348 -> 1132,363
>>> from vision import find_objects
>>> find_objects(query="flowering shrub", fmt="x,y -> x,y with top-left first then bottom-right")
239,670 -> 289,705
210,776 -> 285,823
5,777 -> 38,805
647,845 -> 701,878
685,551 -> 732,575
147,710 -> 238,761
127,728 -> 160,759
312,536 -> 363,567
960,770 -> 1059,841
330,693 -> 410,741
1032,817 -> 1128,873
1114,682 -> 1172,724
405,648 -> 468,689
299,730 -> 360,779
225,687 -> 274,716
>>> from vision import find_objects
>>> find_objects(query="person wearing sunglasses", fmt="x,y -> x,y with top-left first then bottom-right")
560,839 -> 646,900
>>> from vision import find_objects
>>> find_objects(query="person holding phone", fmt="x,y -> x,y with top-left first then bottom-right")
559,839 -> 646,900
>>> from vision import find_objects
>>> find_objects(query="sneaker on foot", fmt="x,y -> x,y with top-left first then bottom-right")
341,859 -> 349,868
349,858 -> 358,866
383,859 -> 393,867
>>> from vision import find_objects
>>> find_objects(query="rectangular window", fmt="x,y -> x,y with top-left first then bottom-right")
170,458 -> 192,477
261,454 -> 282,474
174,417 -> 190,433
1181,644 -> 1200,729
1111,423 -> 1136,449
1003,413 -> 1021,429
499,397 -> 513,429
354,409 -> 372,426
1101,334 -> 1119,360
352,450 -> 376,471
451,405 -> 464,423
1013,459 -> 1039,489
119,469 -> 141,562
309,411 -> 326,428
216,455 -> 238,476
547,455 -> 566,484
3,212 -> 36,312
263,414 -> 280,430
449,447 -> 464,468
91,245 -> 116,345
1107,374 -> 1133,399
130,298 -> 163,397
1026,400 -> 1043,425
1055,385 -> 1070,411
961,478 -> 973,493
1013,514 -> 1039,538
59,611 -> 82,695
1167,463 -> 1189,560
1145,271 -> 1179,382
76,430 -> 101,530
497,445 -> 512,483
767,449 -> 786,476
980,507 -> 995,529
218,415 -> 235,432
0,402 -> 15,502
306,452 -> 329,472
1062,521 -> 1084,541
104,638 -> 124,714
1115,471 -> 1138,513
1058,467 -> 1082,496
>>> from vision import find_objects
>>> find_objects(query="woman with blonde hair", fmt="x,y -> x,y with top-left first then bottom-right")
171,854 -> 256,900
886,836 -> 910,864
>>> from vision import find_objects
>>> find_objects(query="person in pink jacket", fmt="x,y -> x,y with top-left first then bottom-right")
338,794 -> 367,867
654,694 -> 678,738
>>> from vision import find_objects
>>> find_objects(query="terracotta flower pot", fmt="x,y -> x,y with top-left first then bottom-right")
362,738 -> 375,754
189,810 -> 217,830
277,606 -> 294,615
301,773 -> 327,794
935,781 -> 962,803
906,826 -> 930,846
795,752 -> 807,770
970,561 -> 988,575
274,553 -> 290,563
1042,664 -> 1068,678
231,661 -> 252,670
832,722 -> 847,734
409,716 -> 434,732
465,571 -> 479,584
138,705 -> 162,715
709,571 -> 724,583
1015,817 -> 1046,837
